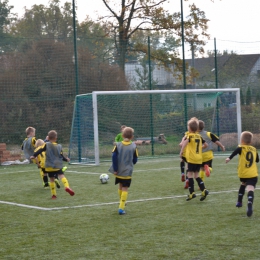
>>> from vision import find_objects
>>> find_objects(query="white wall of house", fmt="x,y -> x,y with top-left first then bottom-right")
125,63 -> 176,87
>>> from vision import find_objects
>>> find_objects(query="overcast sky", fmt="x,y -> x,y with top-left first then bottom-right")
8,0 -> 260,56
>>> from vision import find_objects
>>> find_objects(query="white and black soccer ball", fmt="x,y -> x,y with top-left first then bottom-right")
99,173 -> 109,184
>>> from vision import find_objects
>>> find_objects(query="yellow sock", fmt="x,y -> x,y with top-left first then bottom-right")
210,167 -> 212,172
199,170 -> 205,182
61,177 -> 69,188
50,182 -> 56,196
39,169 -> 44,179
118,189 -> 122,199
119,191 -> 128,210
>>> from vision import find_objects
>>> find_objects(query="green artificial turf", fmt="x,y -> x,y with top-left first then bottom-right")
0,155 -> 260,259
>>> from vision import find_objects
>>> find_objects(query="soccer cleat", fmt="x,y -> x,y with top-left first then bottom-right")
51,195 -> 57,199
247,202 -> 253,217
181,174 -> 185,182
43,182 -> 49,188
204,164 -> 211,177
186,193 -> 196,201
65,187 -> 75,196
62,166 -> 68,172
55,179 -> 61,189
184,180 -> 189,189
200,189 -> 209,201
118,209 -> 126,215
236,202 -> 242,208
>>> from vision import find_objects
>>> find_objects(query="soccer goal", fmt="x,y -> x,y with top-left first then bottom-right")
69,88 -> 241,165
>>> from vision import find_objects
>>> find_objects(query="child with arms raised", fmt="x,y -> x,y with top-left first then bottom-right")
180,117 -> 209,201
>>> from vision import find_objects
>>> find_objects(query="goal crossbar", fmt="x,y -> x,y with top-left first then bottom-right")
93,88 -> 241,165
69,88 -> 242,165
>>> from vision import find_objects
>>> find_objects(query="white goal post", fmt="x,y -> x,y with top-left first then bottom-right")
69,88 -> 241,165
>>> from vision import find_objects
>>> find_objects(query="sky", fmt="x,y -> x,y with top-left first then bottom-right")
7,0 -> 260,57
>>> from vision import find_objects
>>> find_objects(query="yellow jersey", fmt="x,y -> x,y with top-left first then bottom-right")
185,132 -> 204,164
237,145 -> 258,178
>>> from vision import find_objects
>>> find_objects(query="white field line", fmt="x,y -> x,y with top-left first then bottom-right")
0,188 -> 256,211
0,161 -> 237,176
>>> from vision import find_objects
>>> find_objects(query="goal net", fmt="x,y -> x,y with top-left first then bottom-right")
69,89 -> 241,165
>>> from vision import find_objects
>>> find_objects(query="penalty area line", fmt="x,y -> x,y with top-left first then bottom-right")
0,188 -> 253,211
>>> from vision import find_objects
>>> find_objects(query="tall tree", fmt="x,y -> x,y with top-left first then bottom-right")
0,0 -> 16,52
9,0 -> 73,40
131,57 -> 158,90
77,16 -> 114,62
101,0 -> 210,71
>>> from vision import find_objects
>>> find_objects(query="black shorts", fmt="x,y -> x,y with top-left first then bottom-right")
46,169 -> 63,178
202,160 -> 213,167
115,177 -> 132,188
187,163 -> 201,173
240,177 -> 258,187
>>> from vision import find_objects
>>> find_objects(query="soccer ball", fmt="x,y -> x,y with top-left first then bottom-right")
99,173 -> 109,184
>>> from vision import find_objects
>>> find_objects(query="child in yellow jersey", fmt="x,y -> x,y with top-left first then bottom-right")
225,131 -> 259,217
31,130 -> 74,199
35,139 -> 49,187
179,132 -> 189,189
35,139 -> 61,189
198,120 -> 225,184
180,117 -> 209,201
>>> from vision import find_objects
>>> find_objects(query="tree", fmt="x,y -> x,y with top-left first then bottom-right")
9,0 -> 73,40
131,57 -> 158,90
101,0 -> 210,71
77,16 -> 114,62
0,0 -> 16,52
0,0 -> 15,33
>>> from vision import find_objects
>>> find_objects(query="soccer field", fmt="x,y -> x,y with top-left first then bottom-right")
1,155 -> 260,259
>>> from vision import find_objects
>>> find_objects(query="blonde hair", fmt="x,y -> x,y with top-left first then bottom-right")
122,127 -> 134,139
25,127 -> 35,136
198,120 -> 205,131
187,117 -> 199,132
48,130 -> 57,141
35,139 -> 44,147
241,131 -> 253,144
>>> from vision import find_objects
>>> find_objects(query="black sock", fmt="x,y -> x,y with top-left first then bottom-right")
43,175 -> 48,184
248,190 -> 254,205
180,161 -> 185,174
196,177 -> 205,191
238,185 -> 246,203
188,178 -> 194,194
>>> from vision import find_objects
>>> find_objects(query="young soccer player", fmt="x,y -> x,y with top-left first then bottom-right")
179,117 -> 209,201
225,131 -> 259,217
198,120 -> 225,183
109,127 -> 138,215
21,127 -> 37,163
31,130 -> 74,199
34,139 -> 61,189
179,132 -> 189,189
35,139 -> 49,187
114,125 -> 126,142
